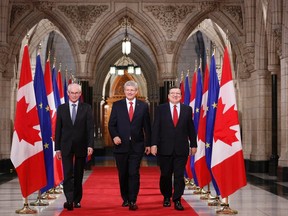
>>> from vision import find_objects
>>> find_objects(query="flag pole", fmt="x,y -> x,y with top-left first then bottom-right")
41,190 -> 57,200
30,190 -> 49,206
15,198 -> 37,214
200,184 -> 211,200
216,196 -> 238,214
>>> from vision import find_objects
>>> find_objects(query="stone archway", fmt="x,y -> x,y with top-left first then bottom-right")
102,72 -> 146,146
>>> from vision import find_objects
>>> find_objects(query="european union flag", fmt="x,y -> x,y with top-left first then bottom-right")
184,75 -> 190,105
34,54 -> 54,193
205,54 -> 220,196
64,77 -> 68,103
52,66 -> 61,109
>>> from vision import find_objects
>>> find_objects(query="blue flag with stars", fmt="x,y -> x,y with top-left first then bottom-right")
52,66 -> 61,109
34,54 -> 54,193
205,54 -> 220,195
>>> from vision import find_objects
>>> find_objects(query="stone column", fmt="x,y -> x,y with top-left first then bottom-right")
0,0 -> 12,161
279,58 -> 288,180
268,66 -> 280,176
247,70 -> 271,172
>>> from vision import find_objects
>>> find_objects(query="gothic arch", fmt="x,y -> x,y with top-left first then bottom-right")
9,3 -> 104,79
171,7 -> 245,80
86,7 -> 166,101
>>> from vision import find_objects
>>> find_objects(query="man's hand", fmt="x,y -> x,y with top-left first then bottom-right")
145,147 -> 151,155
190,147 -> 197,155
151,145 -> 157,156
56,151 -> 62,160
113,136 -> 121,145
88,147 -> 93,156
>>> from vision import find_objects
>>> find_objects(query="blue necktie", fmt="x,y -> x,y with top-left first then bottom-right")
72,104 -> 77,124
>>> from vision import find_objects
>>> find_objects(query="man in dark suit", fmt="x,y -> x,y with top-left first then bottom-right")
151,86 -> 197,211
55,83 -> 94,211
108,80 -> 151,211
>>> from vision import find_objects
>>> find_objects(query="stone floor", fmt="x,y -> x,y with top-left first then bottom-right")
0,154 -> 288,216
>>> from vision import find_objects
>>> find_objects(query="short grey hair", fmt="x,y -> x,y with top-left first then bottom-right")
67,83 -> 82,92
124,80 -> 138,90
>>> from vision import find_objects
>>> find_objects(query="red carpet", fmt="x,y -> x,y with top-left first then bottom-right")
59,166 -> 198,216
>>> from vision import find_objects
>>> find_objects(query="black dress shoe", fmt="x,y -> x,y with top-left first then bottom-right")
129,202 -> 138,211
163,198 -> 171,207
122,200 -> 129,207
74,203 -> 81,208
174,200 -> 184,211
63,202 -> 73,211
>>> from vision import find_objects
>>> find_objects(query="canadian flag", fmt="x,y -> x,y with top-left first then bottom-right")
10,45 -> 47,198
211,47 -> 247,198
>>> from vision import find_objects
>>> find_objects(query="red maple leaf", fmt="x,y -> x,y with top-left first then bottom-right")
14,97 -> 41,145
213,98 -> 239,146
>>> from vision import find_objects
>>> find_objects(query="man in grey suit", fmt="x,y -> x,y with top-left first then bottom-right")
55,83 -> 94,211
151,86 -> 197,211
108,80 -> 151,211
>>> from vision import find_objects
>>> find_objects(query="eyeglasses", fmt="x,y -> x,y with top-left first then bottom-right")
69,92 -> 81,95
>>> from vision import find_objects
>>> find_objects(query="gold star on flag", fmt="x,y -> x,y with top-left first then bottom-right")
205,142 -> 210,148
212,102 -> 217,109
196,108 -> 200,113
45,105 -> 50,112
44,143 -> 49,149
38,103 -> 43,109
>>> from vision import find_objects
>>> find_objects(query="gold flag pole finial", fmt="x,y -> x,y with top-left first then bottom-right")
212,42 -> 216,55
25,33 -> 30,45
37,43 -> 42,55
59,62 -> 62,71
53,57 -> 56,67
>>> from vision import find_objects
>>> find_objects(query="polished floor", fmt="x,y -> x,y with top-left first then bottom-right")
1,154 -> 288,216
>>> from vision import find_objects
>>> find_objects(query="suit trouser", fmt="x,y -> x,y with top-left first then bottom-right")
158,155 -> 188,202
114,149 -> 143,203
62,153 -> 86,203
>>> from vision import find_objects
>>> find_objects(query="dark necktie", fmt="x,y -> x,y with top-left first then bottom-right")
173,105 -> 178,127
72,104 -> 77,124
129,102 -> 134,122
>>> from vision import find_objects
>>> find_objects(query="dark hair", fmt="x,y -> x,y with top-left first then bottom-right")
168,86 -> 181,94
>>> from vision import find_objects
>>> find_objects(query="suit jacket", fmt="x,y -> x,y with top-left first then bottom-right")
108,98 -> 151,153
152,103 -> 197,156
55,102 -> 94,157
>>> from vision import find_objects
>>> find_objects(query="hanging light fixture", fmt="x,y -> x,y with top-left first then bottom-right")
122,16 -> 131,55
109,55 -> 141,76
109,16 -> 142,76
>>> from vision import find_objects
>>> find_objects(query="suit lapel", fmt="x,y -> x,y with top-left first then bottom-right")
132,99 -> 141,121
120,99 -> 130,120
74,103 -> 81,123
164,103 -> 174,126
177,104 -> 185,125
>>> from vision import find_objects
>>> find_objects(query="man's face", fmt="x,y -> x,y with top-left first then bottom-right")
124,85 -> 138,101
68,85 -> 81,103
168,88 -> 181,104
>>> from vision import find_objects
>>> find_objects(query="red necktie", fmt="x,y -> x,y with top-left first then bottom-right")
173,105 -> 178,127
129,102 -> 134,122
